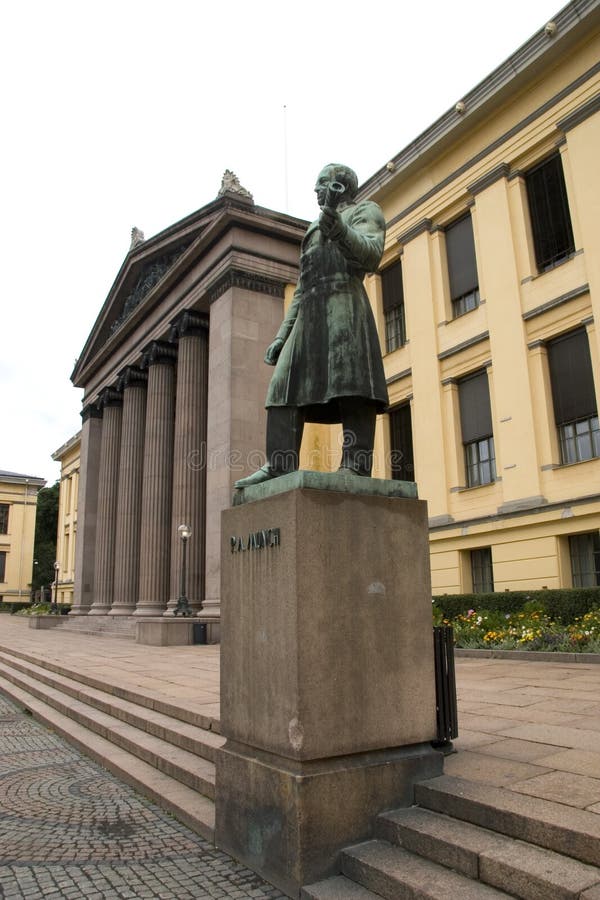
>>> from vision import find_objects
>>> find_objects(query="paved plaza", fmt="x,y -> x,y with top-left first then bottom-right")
0,692 -> 284,900
0,616 -> 599,897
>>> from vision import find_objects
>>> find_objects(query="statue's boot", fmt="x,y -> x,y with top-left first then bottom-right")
235,407 -> 304,490
234,465 -> 275,489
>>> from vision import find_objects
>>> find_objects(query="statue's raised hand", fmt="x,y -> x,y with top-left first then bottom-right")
319,208 -> 345,241
264,338 -> 284,366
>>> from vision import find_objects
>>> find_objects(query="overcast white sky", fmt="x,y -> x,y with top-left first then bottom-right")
2,0 -> 561,485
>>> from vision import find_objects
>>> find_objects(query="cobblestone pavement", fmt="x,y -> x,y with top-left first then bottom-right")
0,693 -> 285,900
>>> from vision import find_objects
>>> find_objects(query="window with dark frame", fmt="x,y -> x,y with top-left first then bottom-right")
458,370 -> 496,487
547,328 -> 599,465
0,504 -> 8,534
389,403 -> 414,481
471,547 -> 494,593
525,153 -> 575,272
0,551 -> 6,583
569,532 -> 600,587
445,214 -> 480,318
381,260 -> 407,353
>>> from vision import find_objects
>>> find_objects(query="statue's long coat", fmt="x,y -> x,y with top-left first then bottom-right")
266,200 -> 389,423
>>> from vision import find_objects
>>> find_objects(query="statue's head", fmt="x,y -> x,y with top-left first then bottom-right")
315,164 -> 359,207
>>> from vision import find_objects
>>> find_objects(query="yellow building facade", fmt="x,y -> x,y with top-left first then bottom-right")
52,433 -> 80,606
0,471 -> 46,604
355,1 -> 600,595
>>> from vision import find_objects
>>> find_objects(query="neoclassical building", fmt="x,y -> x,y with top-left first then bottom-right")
71,176 -> 307,622
52,432 -> 80,606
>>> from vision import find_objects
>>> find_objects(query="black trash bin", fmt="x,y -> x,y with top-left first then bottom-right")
433,625 -> 458,750
193,623 -> 207,645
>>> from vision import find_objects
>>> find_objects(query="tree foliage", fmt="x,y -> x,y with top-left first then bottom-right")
32,481 -> 59,592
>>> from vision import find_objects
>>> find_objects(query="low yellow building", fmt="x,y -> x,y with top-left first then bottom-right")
52,433 -> 80,606
355,0 -> 600,594
0,470 -> 46,605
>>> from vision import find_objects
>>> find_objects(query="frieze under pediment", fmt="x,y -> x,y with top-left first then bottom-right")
110,238 -> 195,336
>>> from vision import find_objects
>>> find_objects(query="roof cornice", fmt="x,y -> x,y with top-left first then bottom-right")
51,431 -> 82,461
0,471 -> 46,487
358,0 -> 600,202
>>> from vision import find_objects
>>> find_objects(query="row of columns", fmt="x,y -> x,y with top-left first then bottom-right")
74,310 -> 208,618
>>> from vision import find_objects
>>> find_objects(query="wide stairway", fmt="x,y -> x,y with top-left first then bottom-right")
0,643 -> 221,841
303,773 -> 600,898
2,643 -> 600,898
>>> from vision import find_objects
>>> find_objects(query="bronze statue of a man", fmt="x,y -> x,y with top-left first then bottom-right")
235,163 -> 389,489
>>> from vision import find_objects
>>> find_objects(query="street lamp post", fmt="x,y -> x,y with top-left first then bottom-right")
173,525 -> 192,617
32,560 -> 38,604
52,561 -> 60,614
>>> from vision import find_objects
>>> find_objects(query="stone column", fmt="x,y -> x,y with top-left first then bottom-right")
135,341 -> 177,616
110,367 -> 147,615
89,388 -> 123,615
71,403 -> 102,615
166,311 -> 209,615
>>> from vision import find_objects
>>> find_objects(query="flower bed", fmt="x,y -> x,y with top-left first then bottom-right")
434,601 -> 600,653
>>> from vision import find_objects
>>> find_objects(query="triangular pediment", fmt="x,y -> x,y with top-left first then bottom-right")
72,193 -> 256,384
71,189 -> 309,392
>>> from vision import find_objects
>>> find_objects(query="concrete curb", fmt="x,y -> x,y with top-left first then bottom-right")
454,648 -> 600,663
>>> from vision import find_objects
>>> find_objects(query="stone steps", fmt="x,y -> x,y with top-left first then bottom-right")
51,614 -> 137,639
305,775 -> 600,898
0,647 -> 220,841
339,840 -> 511,898
0,649 -> 223,759
415,775 -> 600,869
0,644 -> 219,730
378,806 -> 600,899
301,875 -> 382,899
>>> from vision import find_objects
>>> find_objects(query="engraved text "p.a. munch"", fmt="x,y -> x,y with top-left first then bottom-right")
230,528 -> 281,553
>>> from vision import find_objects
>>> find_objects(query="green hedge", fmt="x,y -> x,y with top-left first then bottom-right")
0,601 -> 32,614
432,588 -> 600,624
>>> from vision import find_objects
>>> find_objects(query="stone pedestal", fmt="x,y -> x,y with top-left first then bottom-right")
215,477 -> 442,897
135,616 -> 220,645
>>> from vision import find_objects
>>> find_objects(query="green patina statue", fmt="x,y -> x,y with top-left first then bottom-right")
235,163 -> 389,489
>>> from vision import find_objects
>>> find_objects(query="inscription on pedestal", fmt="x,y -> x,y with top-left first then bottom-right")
230,527 -> 280,553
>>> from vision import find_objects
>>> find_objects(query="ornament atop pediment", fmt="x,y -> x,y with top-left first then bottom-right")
218,170 -> 253,202
130,227 -> 145,250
